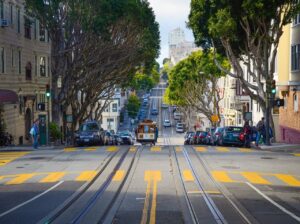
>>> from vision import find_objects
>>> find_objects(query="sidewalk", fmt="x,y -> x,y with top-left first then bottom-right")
254,142 -> 300,153
0,144 -> 65,151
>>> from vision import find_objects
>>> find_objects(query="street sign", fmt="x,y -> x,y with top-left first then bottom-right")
66,115 -> 73,123
244,112 -> 252,121
211,114 -> 219,123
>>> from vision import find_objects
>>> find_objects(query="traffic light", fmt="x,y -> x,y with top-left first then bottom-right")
273,98 -> 284,107
271,80 -> 276,94
46,84 -> 51,98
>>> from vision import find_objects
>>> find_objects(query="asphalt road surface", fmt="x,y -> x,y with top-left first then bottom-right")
0,82 -> 299,224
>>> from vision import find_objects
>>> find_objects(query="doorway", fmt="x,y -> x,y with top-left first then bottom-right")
25,108 -> 32,140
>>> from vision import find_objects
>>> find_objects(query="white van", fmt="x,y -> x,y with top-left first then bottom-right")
174,111 -> 182,120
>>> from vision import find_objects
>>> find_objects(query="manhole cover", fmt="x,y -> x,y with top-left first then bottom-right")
261,157 -> 274,160
222,166 -> 239,169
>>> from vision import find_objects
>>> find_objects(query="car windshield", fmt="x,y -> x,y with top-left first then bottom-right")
226,127 -> 243,133
80,123 -> 99,131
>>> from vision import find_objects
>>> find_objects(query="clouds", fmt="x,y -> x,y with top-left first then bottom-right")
147,0 -> 194,65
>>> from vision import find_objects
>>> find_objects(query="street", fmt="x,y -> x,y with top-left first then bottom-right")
0,83 -> 299,224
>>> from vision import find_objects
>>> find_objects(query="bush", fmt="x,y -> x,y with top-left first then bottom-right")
49,122 -> 62,142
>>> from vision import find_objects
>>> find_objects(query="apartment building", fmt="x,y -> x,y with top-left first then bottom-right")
277,13 -> 300,143
0,0 -> 51,145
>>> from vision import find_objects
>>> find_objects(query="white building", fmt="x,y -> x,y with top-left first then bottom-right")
168,28 -> 185,46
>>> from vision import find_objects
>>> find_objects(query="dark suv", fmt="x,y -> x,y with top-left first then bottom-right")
75,121 -> 103,146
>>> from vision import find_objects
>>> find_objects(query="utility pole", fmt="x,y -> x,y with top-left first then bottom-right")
46,84 -> 51,145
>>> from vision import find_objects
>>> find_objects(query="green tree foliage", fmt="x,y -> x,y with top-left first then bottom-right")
126,94 -> 141,119
188,0 -> 300,140
49,122 -> 62,142
165,50 -> 229,124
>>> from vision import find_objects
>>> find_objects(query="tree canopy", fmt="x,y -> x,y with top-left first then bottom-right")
127,94 -> 141,119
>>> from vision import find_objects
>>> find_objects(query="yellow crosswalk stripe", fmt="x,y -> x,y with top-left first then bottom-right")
76,171 -> 97,181
64,148 -> 77,152
175,147 -> 182,152
241,172 -> 271,185
212,171 -> 235,183
113,170 -> 125,181
84,147 -> 97,151
239,148 -> 252,152
0,152 -> 29,166
40,172 -> 66,183
151,146 -> 161,152
107,146 -> 118,152
216,147 -> 230,152
183,170 -> 194,182
275,174 -> 300,187
130,147 -> 137,152
6,174 -> 36,185
293,154 -> 300,157
194,147 -> 207,152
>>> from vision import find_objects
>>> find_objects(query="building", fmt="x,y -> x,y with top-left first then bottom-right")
277,13 -> 300,143
0,0 -> 51,145
168,28 -> 200,65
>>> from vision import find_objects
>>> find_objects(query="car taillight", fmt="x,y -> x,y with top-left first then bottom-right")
239,133 -> 245,141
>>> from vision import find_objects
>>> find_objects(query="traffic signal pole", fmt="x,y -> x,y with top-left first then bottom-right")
46,84 -> 51,145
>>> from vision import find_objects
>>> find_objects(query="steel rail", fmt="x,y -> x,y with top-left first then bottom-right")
182,148 -> 227,224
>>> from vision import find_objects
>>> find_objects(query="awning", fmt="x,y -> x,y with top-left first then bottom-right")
0,89 -> 18,103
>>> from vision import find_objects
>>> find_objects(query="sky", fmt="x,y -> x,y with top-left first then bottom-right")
147,0 -> 194,65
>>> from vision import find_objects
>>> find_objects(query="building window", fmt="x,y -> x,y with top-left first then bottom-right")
291,44 -> 300,71
47,57 -> 50,76
39,56 -> 46,77
0,1 -> 3,19
39,24 -> 45,41
18,50 -> 21,74
294,94 -> 299,112
24,17 -> 31,39
105,105 -> 110,112
112,103 -> 118,112
17,9 -> 20,33
35,55 -> 37,76
9,3 -> 13,24
34,20 -> 37,39
0,47 -> 4,73
293,13 -> 300,26
25,62 -> 32,80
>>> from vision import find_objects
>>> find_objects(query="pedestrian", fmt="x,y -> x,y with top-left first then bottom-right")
30,119 -> 39,149
255,117 -> 265,147
243,121 -> 251,148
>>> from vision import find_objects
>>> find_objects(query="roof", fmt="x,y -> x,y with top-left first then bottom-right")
0,89 -> 18,104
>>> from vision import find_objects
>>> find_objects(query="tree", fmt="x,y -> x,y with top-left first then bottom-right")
26,0 -> 160,132
189,0 -> 300,143
165,50 -> 229,125
127,94 -> 141,119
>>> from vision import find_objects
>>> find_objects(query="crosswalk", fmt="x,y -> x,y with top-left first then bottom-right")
64,146 -> 119,152
0,169 -> 299,187
0,152 -> 30,167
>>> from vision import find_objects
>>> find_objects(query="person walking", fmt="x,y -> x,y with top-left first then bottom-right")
30,119 -> 39,149
256,117 -> 265,147
243,121 -> 251,148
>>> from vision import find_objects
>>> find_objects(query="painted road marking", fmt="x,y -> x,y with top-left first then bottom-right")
241,172 -> 271,185
183,170 -> 194,182
194,147 -> 207,152
130,147 -> 137,152
175,147 -> 182,152
187,190 -> 221,195
151,146 -> 161,152
0,152 -> 29,167
107,146 -> 118,152
216,147 -> 230,152
0,181 -> 64,218
76,171 -> 97,181
275,174 -> 300,187
6,174 -> 36,185
212,171 -> 236,183
293,153 -> 300,157
84,147 -> 97,151
247,182 -> 300,222
141,171 -> 161,224
239,148 -> 252,152
113,170 -> 125,181
40,172 -> 66,183
64,147 -> 77,152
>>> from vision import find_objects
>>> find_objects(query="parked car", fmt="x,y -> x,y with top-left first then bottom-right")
117,131 -> 134,145
193,131 -> 208,144
176,123 -> 185,133
75,121 -> 103,146
162,103 -> 168,109
101,130 -> 114,145
151,108 -> 158,115
113,134 -> 123,145
218,126 -> 244,146
206,128 -> 215,145
174,111 -> 182,120
212,127 -> 224,145
184,131 -> 195,145
163,119 -> 171,127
